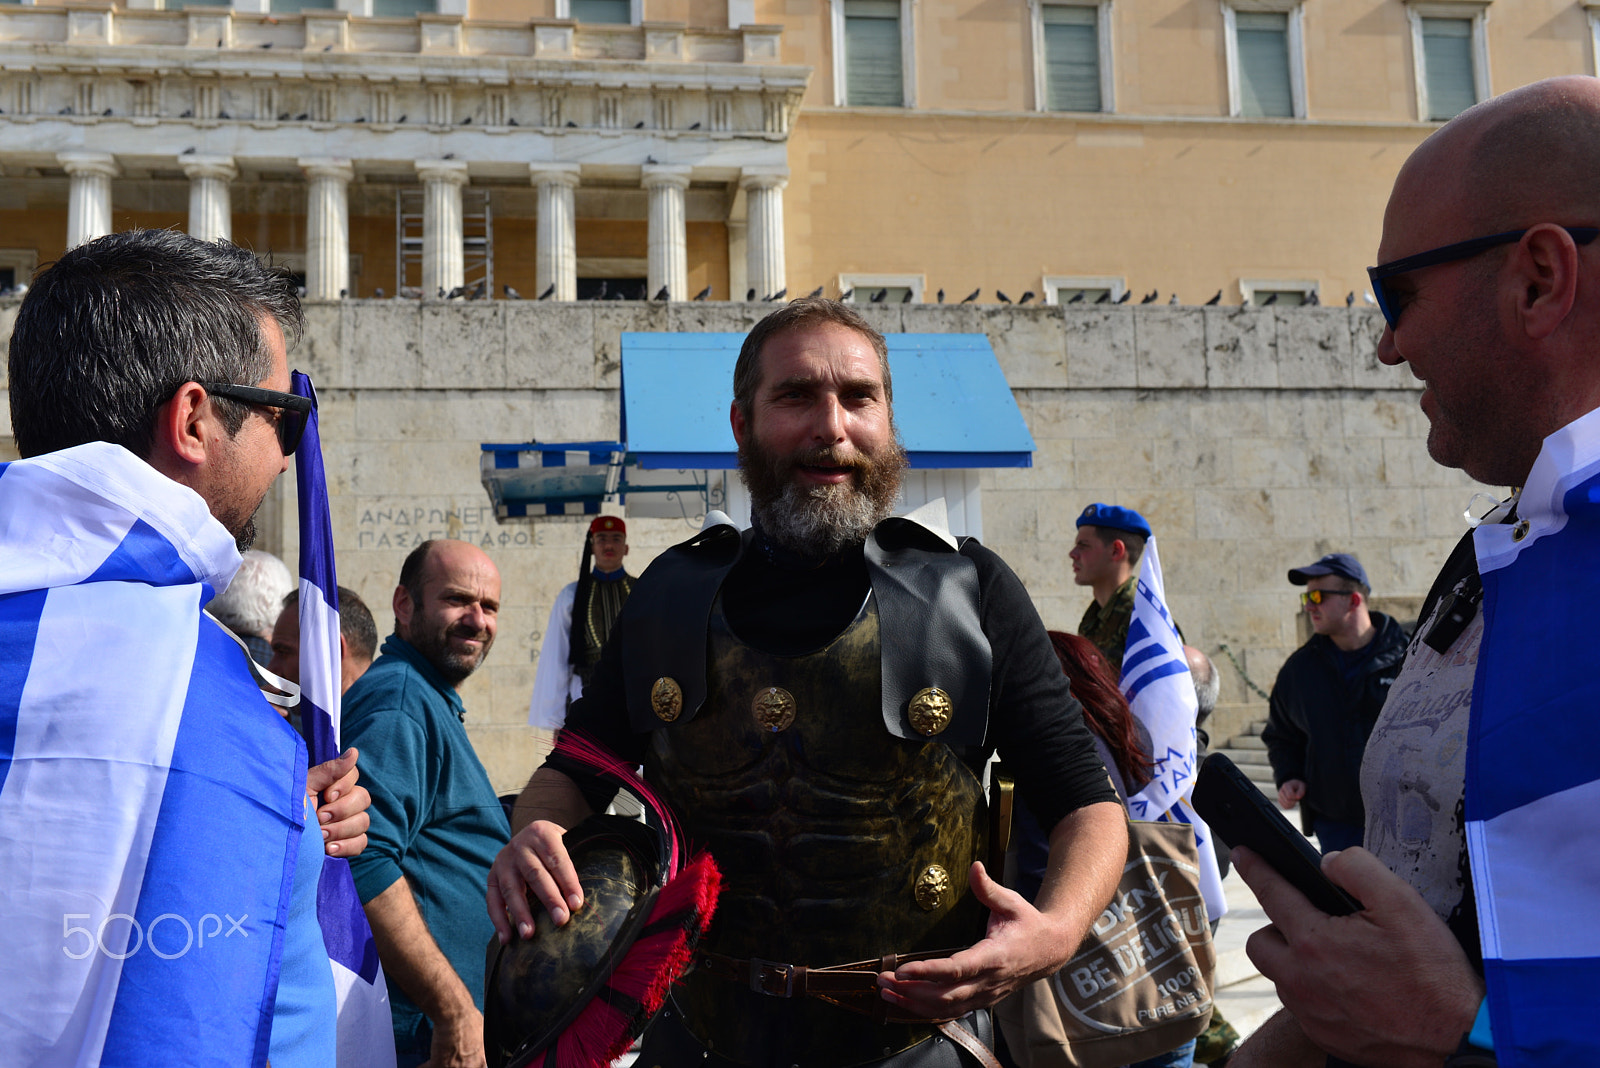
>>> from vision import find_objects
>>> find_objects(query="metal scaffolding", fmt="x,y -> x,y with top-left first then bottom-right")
395,187 -> 494,297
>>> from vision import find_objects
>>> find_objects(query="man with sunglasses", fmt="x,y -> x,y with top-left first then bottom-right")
1232,77 -> 1600,1068
2,229 -> 370,1067
1261,554 -> 1405,858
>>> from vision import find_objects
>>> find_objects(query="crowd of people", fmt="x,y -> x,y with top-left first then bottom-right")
4,72 -> 1600,1068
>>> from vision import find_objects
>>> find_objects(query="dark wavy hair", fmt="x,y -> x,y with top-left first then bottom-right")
1047,631 -> 1154,791
8,229 -> 301,459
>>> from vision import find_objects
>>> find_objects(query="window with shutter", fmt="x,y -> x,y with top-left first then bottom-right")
845,0 -> 904,108
1421,17 -> 1476,120
1236,11 -> 1293,118
571,0 -> 632,22
1043,5 -> 1101,113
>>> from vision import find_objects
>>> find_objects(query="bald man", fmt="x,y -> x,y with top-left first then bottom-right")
343,539 -> 509,1068
1232,77 -> 1600,1068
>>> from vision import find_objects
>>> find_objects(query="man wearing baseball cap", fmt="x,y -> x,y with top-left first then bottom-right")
528,515 -> 634,730
1262,553 -> 1407,855
1070,503 -> 1154,672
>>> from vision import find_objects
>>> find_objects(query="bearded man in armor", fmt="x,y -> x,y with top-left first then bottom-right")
488,298 -> 1127,1067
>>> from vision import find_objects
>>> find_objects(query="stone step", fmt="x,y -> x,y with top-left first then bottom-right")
1215,746 -> 1272,770
1220,720 -> 1268,748
1229,735 -> 1267,751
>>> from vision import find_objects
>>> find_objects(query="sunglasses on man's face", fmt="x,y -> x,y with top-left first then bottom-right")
201,383 -> 315,456
1366,226 -> 1600,330
1300,589 -> 1353,607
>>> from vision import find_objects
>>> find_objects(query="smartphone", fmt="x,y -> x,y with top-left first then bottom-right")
1192,753 -> 1362,917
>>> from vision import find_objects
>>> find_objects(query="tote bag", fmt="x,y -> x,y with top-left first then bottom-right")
997,819 -> 1215,1068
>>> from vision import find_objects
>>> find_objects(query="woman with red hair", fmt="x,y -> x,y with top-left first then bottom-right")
1045,631 -> 1153,800
1003,632 -> 1198,1068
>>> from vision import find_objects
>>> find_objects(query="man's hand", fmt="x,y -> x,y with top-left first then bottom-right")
1224,1009 -> 1328,1068
486,820 -> 586,944
1277,779 -> 1306,810
421,1007 -> 486,1068
366,877 -> 485,1067
875,861 -> 1069,1019
1236,844 -> 1482,1068
308,747 -> 371,857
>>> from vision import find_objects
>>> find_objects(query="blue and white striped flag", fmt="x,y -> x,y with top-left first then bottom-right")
1465,409 -> 1600,1066
0,441 -> 306,1065
1120,537 -> 1227,921
290,372 -> 396,1068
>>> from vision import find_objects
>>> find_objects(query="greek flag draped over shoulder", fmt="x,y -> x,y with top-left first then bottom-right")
0,442 -> 305,1066
1119,537 -> 1227,921
1466,408 -> 1600,1066
291,372 -> 396,1068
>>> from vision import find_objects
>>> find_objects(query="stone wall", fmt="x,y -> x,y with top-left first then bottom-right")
0,298 -> 1482,791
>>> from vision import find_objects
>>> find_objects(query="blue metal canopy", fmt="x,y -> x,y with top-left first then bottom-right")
620,332 -> 1036,469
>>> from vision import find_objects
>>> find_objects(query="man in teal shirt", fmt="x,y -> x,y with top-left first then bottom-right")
346,539 -> 510,1068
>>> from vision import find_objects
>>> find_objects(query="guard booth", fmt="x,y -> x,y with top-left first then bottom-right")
480,332 -> 1035,539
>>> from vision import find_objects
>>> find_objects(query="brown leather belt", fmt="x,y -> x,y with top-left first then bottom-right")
694,949 -> 1003,1068
696,948 -> 962,1023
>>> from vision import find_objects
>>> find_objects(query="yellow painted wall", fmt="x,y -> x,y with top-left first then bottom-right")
576,218 -> 647,261
494,216 -> 539,299
471,0 -> 556,21
759,0 -> 1596,304
231,212 -> 306,263
0,210 -> 68,277
687,220 -> 729,299
785,111 -> 1427,305
758,0 -> 1595,117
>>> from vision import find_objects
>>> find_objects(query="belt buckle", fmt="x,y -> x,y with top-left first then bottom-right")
748,957 -> 796,997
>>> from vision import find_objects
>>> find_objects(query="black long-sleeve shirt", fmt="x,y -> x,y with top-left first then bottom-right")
545,535 -> 1116,830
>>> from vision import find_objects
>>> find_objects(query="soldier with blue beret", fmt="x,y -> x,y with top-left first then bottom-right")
1070,503 -> 1153,674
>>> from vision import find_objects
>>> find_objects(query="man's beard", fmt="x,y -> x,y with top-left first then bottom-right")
410,619 -> 495,686
233,511 -> 258,553
738,433 -> 907,558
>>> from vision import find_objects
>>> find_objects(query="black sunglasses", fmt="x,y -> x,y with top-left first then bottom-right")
1300,589 -> 1353,607
1367,226 -> 1600,330
201,382 -> 315,456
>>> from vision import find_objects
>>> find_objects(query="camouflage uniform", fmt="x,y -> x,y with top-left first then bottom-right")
1078,576 -> 1137,673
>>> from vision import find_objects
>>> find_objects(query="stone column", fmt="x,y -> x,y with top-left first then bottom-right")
299,158 -> 354,300
642,164 -> 692,302
181,155 -> 237,243
529,162 -> 581,302
416,159 -> 469,298
741,166 -> 788,302
59,152 -> 118,249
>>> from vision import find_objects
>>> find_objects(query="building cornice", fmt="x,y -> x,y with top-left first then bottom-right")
0,6 -> 809,153
801,104 -> 1455,133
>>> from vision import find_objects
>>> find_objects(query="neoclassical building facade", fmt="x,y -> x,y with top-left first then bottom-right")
0,3 -> 804,302
3,1 -> 1598,305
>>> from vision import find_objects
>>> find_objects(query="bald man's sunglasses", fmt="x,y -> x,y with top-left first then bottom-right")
201,383 -> 315,456
1367,226 -> 1599,330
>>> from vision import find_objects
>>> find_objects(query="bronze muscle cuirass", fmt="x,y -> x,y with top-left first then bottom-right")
643,592 -> 989,1068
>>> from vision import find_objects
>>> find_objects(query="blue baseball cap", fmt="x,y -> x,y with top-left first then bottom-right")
1288,553 -> 1368,587
1076,503 -> 1152,539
